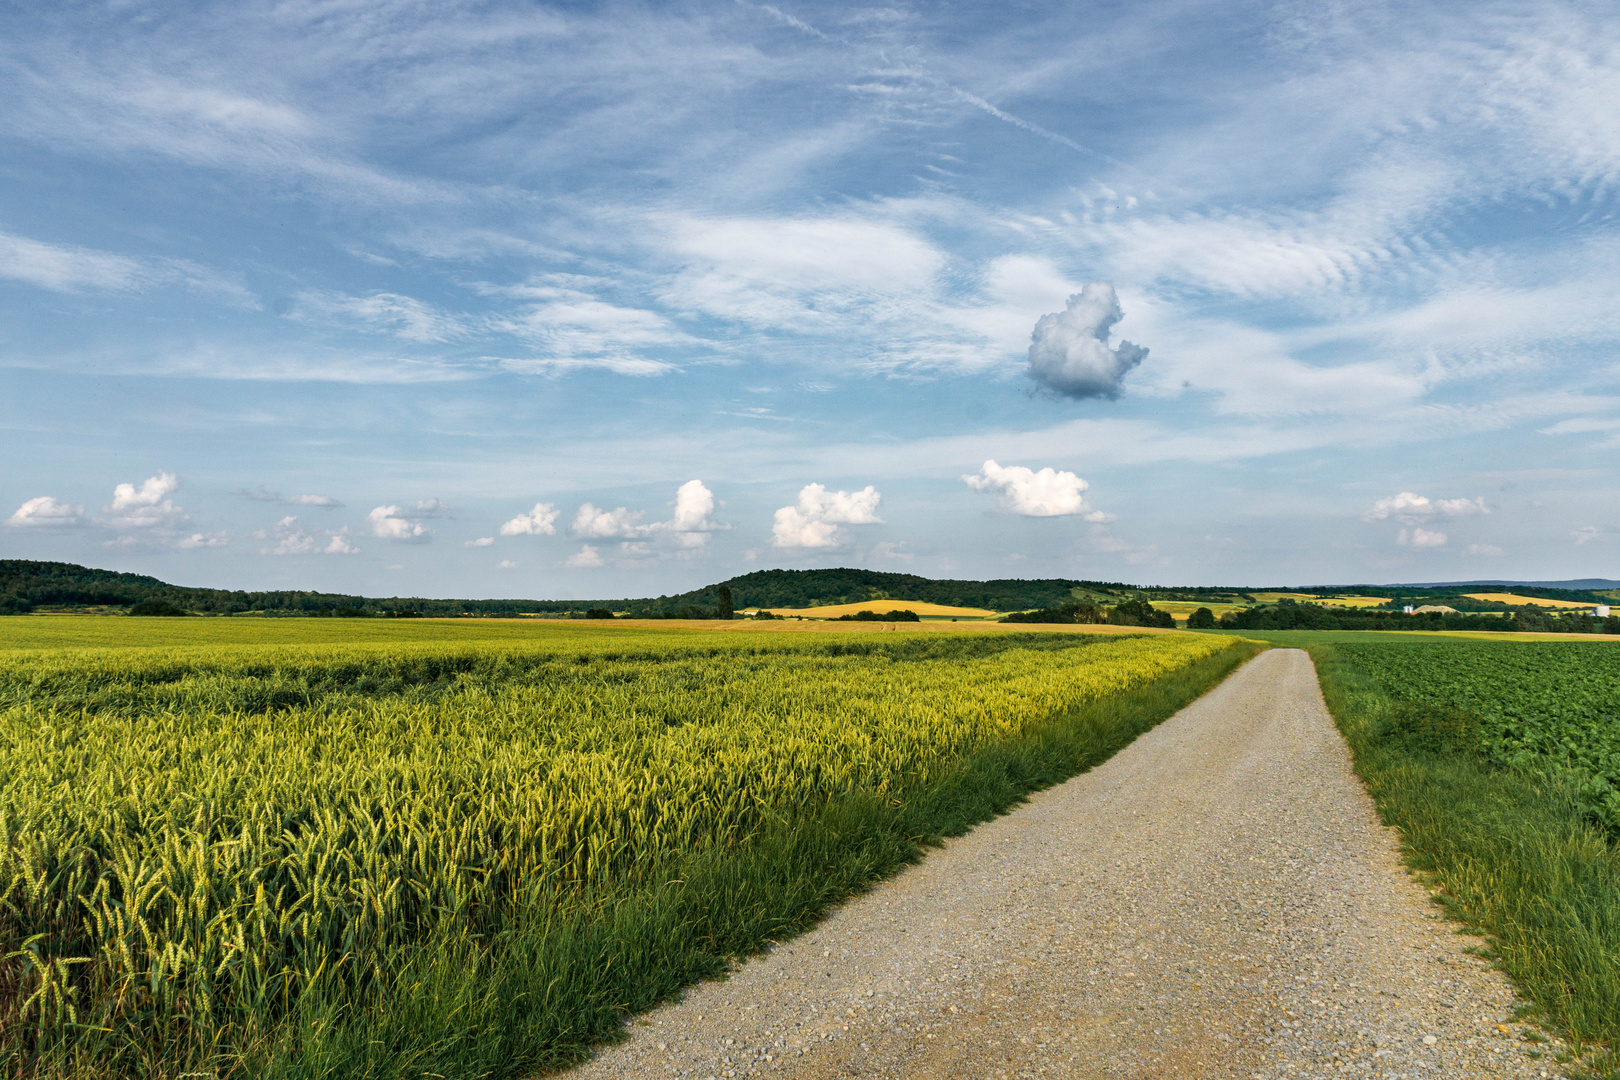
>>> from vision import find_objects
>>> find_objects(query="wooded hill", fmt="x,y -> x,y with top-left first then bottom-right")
1,559 -> 1611,618
0,561 -> 1127,617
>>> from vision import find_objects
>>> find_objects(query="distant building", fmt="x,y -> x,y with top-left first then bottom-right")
1402,604 -> 1415,614
1595,604 -> 1611,618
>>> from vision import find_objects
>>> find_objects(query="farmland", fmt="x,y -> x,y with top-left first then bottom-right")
1463,591 -> 1598,610
1330,637 -> 1620,829
0,620 -> 1245,1078
756,598 -> 999,619
1304,634 -> 1620,1063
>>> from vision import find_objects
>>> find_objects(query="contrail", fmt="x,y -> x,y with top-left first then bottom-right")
950,86 -> 1130,170
737,0 -> 837,42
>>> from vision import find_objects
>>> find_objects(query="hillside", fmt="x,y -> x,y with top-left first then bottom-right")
2,560 -> 1611,619
0,561 -> 1124,617
628,568 -> 1128,616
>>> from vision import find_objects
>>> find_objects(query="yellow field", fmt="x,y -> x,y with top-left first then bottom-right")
756,598 -> 1000,619
1248,592 -> 1388,608
0,613 -> 1188,651
1145,601 -> 1249,622
1465,592 -> 1597,610
1,618 -> 1238,1075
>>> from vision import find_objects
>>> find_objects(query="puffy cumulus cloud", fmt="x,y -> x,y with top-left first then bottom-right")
650,479 -> 727,549
566,544 -> 605,567
324,529 -> 359,555
1398,527 -> 1448,549
500,503 -> 559,536
465,536 -> 495,547
962,460 -> 1111,520
1026,284 -> 1149,400
562,481 -> 727,554
772,484 -> 882,549
368,505 -> 431,542
6,496 -> 85,528
668,479 -> 721,533
1362,492 -> 1489,524
498,559 -> 518,569
288,494 -> 342,507
176,531 -> 229,549
107,472 -> 188,530
258,517 -> 358,555
572,503 -> 648,538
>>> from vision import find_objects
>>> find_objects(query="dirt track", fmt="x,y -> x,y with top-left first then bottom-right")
569,648 -> 1565,1079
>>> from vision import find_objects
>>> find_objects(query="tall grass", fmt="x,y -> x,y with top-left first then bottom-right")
2,628 -> 1250,1078
1310,644 -> 1620,1076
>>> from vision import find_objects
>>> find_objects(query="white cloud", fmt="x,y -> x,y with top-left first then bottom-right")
1363,491 -> 1489,524
1397,527 -> 1448,549
6,496 -> 85,528
324,529 -> 359,555
962,459 -> 1110,520
369,505 -> 431,542
0,230 -> 147,292
498,559 -> 518,569
258,516 -> 356,554
499,503 -> 559,536
659,213 -> 946,333
647,479 -> 727,548
465,536 -> 495,547
572,503 -> 648,538
555,481 -> 728,554
1026,283 -> 1149,400
258,516 -> 316,555
106,472 -> 189,531
290,290 -> 465,343
1574,525 -> 1600,545
486,282 -> 698,372
772,483 -> 882,548
1465,543 -> 1504,556
0,231 -> 253,304
288,494 -> 342,507
176,531 -> 229,549
566,544 -> 604,567
668,479 -> 720,532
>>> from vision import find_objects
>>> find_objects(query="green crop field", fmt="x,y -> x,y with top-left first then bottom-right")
1293,634 -> 1620,1069
1330,638 -> 1620,829
0,619 -> 1247,1079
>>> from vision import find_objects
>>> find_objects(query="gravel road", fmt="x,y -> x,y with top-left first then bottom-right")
568,648 -> 1567,1079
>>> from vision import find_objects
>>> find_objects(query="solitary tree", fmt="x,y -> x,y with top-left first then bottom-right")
1187,606 -> 1217,629
717,585 -> 734,620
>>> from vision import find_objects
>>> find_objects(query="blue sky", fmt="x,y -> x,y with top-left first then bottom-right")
2,0 -> 1616,597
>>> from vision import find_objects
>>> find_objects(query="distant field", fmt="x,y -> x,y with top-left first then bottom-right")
1147,600 -> 1249,621
1247,592 -> 1388,608
0,614 -> 1181,651
758,598 -> 999,619
1465,591 -> 1597,609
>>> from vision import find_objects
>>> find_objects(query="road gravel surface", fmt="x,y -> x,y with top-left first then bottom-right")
568,648 -> 1566,1079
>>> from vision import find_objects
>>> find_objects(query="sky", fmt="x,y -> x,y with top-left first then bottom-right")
2,0 -> 1617,598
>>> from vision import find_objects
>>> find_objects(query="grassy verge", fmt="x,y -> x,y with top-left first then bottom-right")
215,639 -> 1261,1080
1308,643 -> 1620,1077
